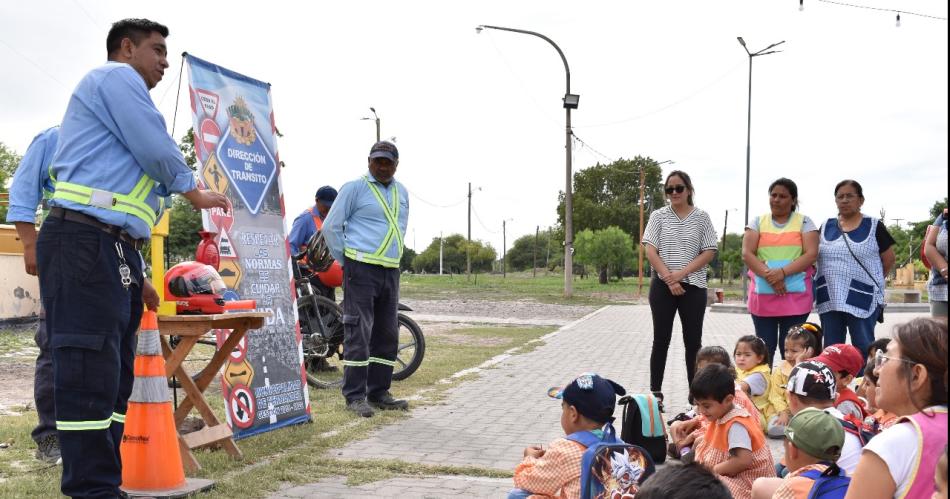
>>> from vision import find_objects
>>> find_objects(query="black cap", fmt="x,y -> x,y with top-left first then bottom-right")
369,141 -> 399,162
548,373 -> 627,423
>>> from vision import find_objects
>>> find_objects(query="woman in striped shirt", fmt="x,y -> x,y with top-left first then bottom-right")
643,170 -> 719,409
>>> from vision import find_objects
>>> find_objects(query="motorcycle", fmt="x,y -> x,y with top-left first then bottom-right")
292,250 -> 425,389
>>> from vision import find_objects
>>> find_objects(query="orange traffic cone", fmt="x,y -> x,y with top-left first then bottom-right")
120,310 -> 186,492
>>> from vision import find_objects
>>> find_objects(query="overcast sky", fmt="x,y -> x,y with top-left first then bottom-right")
2,1 -> 947,257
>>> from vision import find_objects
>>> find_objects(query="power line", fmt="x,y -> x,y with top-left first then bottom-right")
471,204 -> 500,234
0,38 -> 69,90
408,190 -> 467,209
573,61 -> 745,129
573,134 -> 618,164
815,0 -> 947,20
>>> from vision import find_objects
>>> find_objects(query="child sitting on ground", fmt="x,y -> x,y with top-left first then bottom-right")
751,408 -> 846,499
857,356 -> 897,433
691,364 -> 775,499
853,338 -> 890,406
813,344 -> 867,420
509,373 -> 626,499
766,322 -> 822,439
668,346 -> 763,460
734,335 -> 774,430
783,360 -> 864,475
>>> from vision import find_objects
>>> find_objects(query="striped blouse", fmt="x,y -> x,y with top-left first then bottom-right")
642,206 -> 719,289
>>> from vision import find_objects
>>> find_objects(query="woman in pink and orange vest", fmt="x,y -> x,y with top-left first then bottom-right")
742,178 -> 819,365
845,318 -> 948,499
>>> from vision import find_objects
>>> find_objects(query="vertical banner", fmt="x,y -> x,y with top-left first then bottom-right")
185,54 -> 311,438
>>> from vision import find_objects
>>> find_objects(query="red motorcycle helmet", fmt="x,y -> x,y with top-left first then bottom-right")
316,261 -> 343,288
165,261 -> 227,298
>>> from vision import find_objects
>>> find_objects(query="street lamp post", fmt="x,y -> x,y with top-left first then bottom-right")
477,24 -> 579,297
737,36 -> 784,302
502,218 -> 514,278
361,107 -> 381,142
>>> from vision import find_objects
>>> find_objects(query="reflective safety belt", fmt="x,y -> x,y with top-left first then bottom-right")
344,176 -> 403,268
111,412 -> 126,424
50,173 -> 164,227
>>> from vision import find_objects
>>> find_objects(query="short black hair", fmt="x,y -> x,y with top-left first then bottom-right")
690,364 -> 735,402
735,335 -> 769,366
867,338 -> 891,358
636,462 -> 732,499
789,391 -> 833,407
696,346 -> 732,370
834,179 -> 864,199
787,323 -> 822,352
107,18 -> 169,57
769,177 -> 800,211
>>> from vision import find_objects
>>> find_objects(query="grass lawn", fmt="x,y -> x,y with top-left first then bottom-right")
400,271 -> 748,304
0,325 -> 552,497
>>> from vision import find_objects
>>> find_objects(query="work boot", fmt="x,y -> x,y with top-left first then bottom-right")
35,434 -> 62,465
368,391 -> 409,411
346,399 -> 375,418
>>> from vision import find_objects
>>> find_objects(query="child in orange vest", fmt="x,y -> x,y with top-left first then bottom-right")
691,364 -> 775,499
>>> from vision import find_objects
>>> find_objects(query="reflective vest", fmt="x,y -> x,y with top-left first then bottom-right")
50,173 -> 165,227
343,176 -> 403,268
308,207 -> 323,231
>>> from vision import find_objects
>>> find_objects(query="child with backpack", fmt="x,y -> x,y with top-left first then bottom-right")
669,346 -> 763,461
691,364 -> 776,499
752,407 -> 848,499
784,360 -> 866,475
766,322 -> 823,439
735,335 -> 775,431
510,373 -> 653,499
813,344 -> 868,421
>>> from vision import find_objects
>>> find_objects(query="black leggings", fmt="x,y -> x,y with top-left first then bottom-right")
648,278 -> 707,393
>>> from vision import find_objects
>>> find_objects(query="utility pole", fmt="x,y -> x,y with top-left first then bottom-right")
637,165 -> 647,299
533,225 -> 539,278
439,231 -> 443,275
467,182 -> 472,278
721,210 -> 729,284
502,220 -> 507,278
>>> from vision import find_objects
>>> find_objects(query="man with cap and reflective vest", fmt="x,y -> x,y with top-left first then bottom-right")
322,141 -> 409,418
289,185 -> 339,299
36,18 -> 227,498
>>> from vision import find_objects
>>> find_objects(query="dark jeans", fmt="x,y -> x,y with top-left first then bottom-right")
750,313 -> 811,367
341,258 -> 400,403
649,278 -> 707,393
819,310 -> 877,374
37,216 -> 142,499
31,306 -> 56,444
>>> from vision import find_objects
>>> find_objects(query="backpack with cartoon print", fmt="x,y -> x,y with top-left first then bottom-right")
566,423 -> 656,499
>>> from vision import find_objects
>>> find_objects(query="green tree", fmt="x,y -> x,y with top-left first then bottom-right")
412,234 -> 496,274
504,230 -> 556,272
0,142 -> 23,221
400,247 -> 417,272
713,233 -> 744,282
555,156 -> 667,246
573,226 -> 636,284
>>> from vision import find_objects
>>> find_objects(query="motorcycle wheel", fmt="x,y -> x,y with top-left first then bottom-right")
303,295 -> 345,389
391,313 -> 425,381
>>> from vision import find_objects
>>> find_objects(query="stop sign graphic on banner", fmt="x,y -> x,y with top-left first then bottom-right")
198,118 -> 222,164
209,197 -> 233,234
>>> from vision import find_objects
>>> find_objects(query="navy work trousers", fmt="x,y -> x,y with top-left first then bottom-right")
341,258 -> 400,403
36,216 -> 142,499
31,306 -> 56,444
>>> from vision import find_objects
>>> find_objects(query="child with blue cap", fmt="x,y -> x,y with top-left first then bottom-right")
509,373 -> 626,499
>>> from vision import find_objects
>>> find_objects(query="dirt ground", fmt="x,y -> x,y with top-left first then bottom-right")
0,299 -> 597,415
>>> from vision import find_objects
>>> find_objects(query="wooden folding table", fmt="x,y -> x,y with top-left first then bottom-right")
157,311 -> 270,473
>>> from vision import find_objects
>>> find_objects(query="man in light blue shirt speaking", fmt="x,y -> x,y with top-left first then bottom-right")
322,141 -> 409,417
36,18 -> 227,498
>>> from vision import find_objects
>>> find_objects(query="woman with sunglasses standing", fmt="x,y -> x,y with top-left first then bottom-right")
844,318 -> 948,499
814,180 -> 896,366
642,170 -> 718,409
741,178 -> 819,367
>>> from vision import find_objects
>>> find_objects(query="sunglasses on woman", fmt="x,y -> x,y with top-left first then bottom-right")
665,185 -> 687,195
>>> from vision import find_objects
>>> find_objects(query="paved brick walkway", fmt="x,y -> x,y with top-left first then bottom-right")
272,305 -> 927,498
